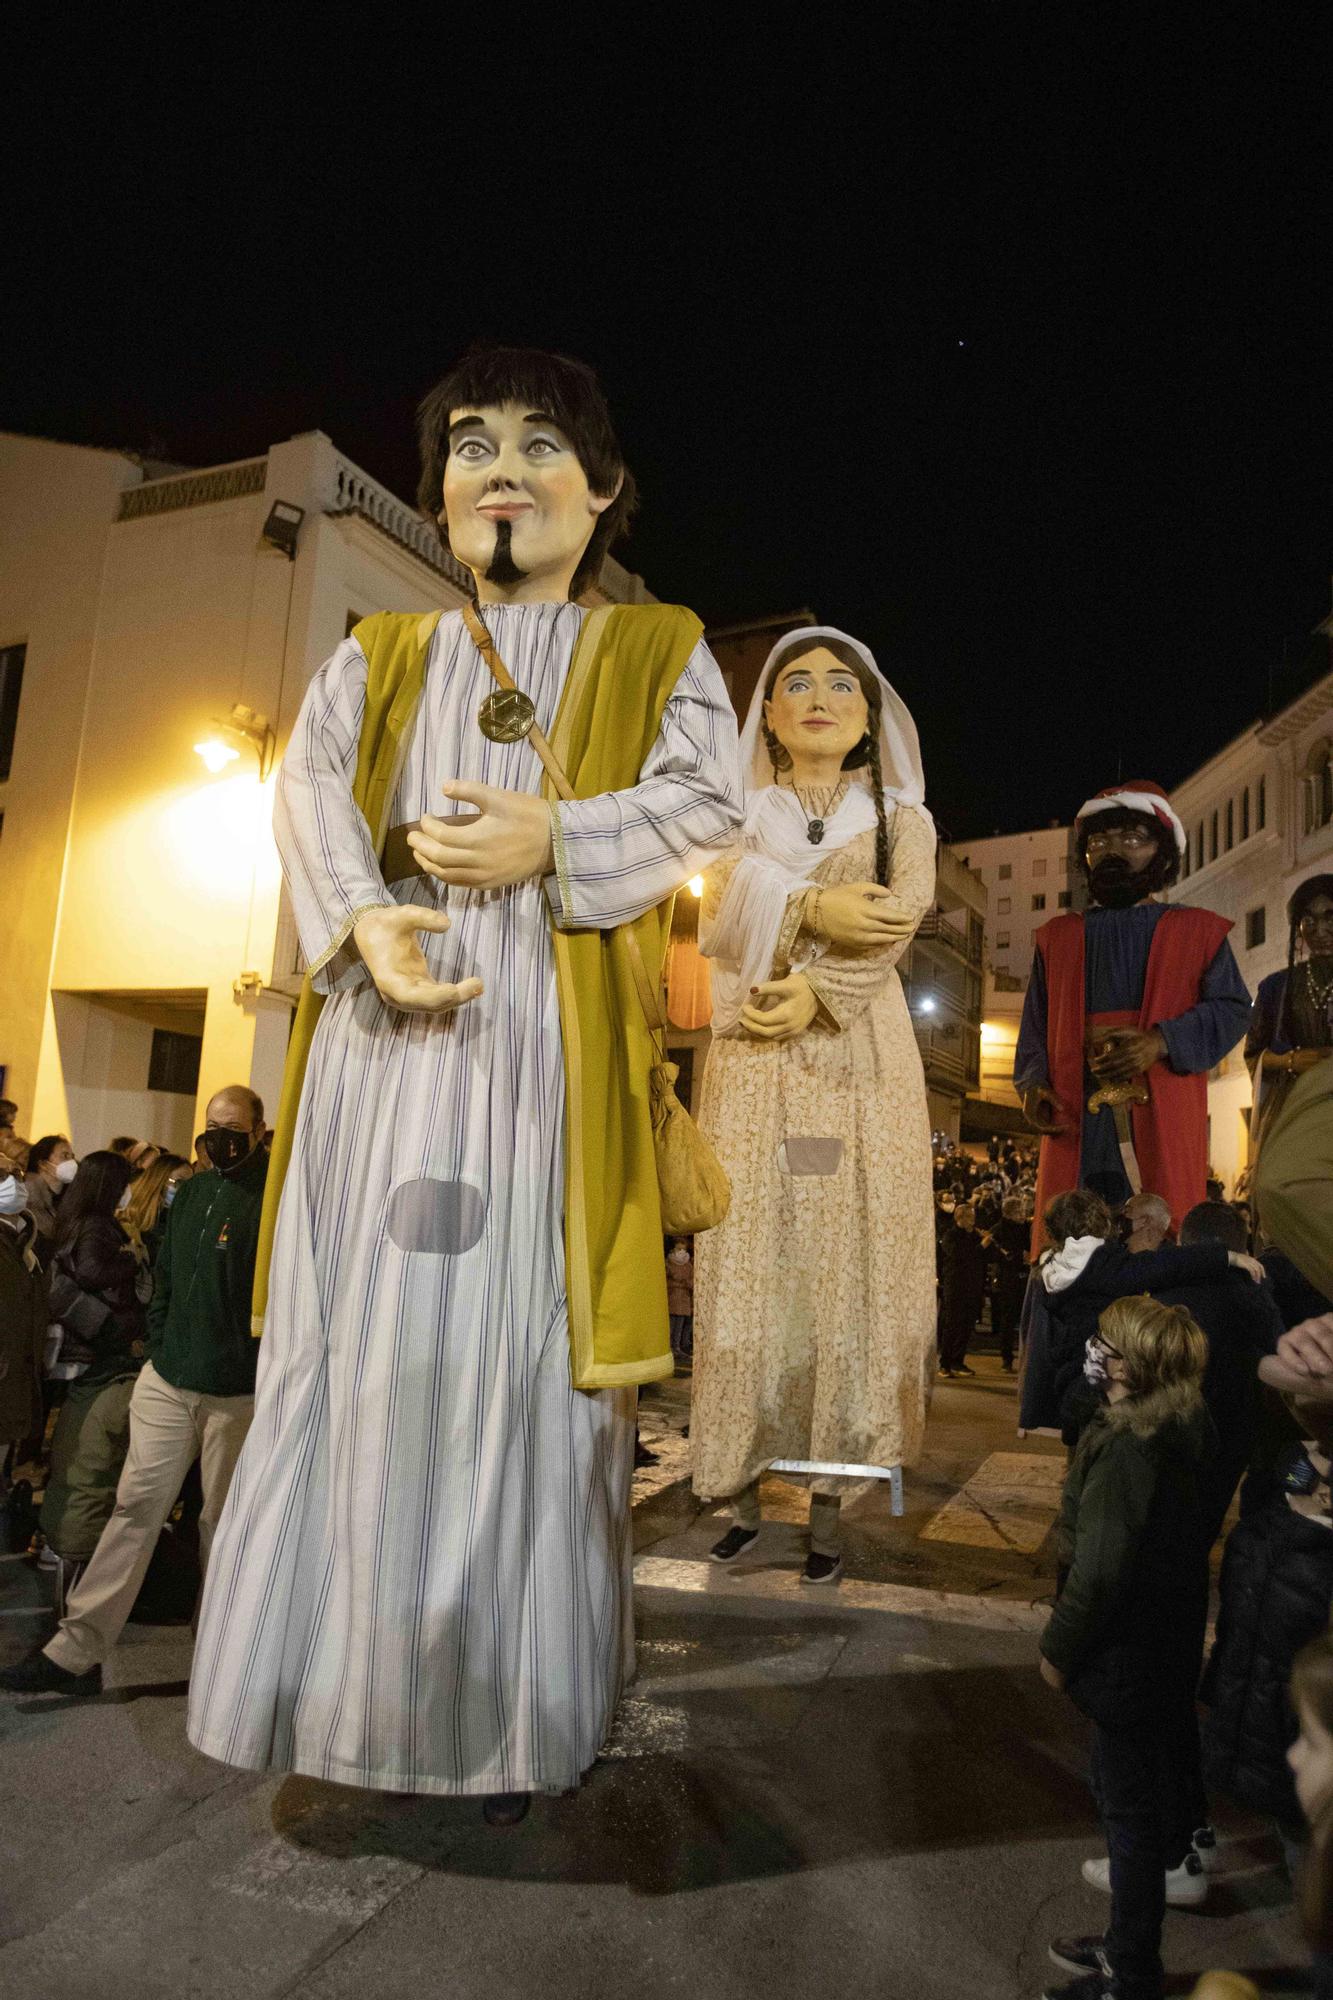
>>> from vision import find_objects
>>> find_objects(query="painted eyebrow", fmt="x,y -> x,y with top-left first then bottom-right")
447,412 -> 561,440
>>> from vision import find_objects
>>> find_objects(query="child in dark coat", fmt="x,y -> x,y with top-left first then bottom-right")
1039,1294 -> 1217,2000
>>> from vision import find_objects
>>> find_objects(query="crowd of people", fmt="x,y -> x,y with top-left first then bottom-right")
0,1089 -> 268,1663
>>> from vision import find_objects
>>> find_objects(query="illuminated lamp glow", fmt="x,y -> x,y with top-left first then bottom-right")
918,996 -> 937,1014
195,737 -> 242,774
688,875 -> 705,899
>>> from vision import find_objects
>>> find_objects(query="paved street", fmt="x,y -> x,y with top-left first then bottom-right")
0,1359 -> 1310,1999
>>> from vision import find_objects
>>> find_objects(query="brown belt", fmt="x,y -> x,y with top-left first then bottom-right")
381,822 -> 423,884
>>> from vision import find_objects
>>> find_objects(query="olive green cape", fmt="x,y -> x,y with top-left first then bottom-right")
253,601 -> 703,1389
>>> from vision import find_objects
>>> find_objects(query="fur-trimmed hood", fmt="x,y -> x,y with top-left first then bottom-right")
1100,1379 -> 1211,1448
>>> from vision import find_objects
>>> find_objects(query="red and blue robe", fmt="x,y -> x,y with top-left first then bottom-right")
1015,902 -> 1250,1246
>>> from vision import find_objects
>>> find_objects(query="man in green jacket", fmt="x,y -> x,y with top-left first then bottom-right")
0,1086 -> 266,1696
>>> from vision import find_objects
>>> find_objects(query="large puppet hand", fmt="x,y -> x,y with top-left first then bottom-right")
407,782 -> 555,891
809,883 -> 918,950
741,973 -> 819,1043
1089,1026 -> 1168,1084
1022,1084 -> 1073,1135
353,906 -> 484,1014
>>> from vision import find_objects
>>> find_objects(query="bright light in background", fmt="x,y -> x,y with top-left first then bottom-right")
163,773 -> 280,900
194,737 -> 241,775
688,875 -> 705,899
918,996 -> 936,1014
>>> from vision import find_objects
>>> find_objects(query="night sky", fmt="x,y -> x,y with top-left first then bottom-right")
5,14 -> 1330,842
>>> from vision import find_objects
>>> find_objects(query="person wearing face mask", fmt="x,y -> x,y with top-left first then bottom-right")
1015,783 -> 1250,1254
1038,1296 -> 1218,2000
0,1168 -> 47,1491
0,1091 -> 263,1697
22,1135 -> 77,1258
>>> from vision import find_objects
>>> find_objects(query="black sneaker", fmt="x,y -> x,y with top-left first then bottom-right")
954,1362 -> 976,1376
482,1791 -> 531,1827
1048,1935 -> 1105,1974
0,1650 -> 102,1697
1042,1970 -> 1115,2000
937,1366 -> 955,1379
709,1525 -> 759,1563
800,1551 -> 843,1586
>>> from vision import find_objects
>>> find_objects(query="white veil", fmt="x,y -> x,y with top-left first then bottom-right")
703,625 -> 933,1034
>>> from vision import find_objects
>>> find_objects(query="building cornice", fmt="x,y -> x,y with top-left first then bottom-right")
1257,669 -> 1333,745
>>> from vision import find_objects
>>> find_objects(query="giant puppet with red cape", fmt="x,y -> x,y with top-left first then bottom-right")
1015,782 -> 1251,1248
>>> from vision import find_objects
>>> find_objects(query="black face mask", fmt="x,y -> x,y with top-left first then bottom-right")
1088,856 -> 1148,910
205,1127 -> 255,1174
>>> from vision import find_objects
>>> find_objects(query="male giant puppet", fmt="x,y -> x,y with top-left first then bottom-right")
187,348 -> 742,1820
1015,781 -> 1250,1247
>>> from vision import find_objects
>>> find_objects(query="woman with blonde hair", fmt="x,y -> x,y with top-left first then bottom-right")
118,1153 -> 190,1277
1038,1293 -> 1217,2000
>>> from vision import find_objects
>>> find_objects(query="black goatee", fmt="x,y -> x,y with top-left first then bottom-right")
484,518 -> 524,586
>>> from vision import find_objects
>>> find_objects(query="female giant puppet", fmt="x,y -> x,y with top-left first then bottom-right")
690,627 -> 937,1584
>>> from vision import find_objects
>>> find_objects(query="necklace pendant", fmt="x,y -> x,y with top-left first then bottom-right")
477,688 -> 536,744
807,818 -> 826,845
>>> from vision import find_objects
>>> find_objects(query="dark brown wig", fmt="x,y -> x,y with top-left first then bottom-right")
760,637 -> 891,887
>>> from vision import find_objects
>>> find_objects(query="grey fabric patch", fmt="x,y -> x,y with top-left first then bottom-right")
778,1138 -> 845,1177
386,1178 -> 486,1255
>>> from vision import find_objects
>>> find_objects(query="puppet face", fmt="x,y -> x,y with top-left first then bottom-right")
763,647 -> 870,770
1083,812 -> 1166,908
442,402 -> 619,601
1300,894 -> 1333,956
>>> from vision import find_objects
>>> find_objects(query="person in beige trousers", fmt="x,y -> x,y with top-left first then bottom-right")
0,1087 -> 267,1696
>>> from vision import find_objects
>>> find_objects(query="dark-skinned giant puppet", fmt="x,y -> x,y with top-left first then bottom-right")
1015,781 -> 1251,1246
187,348 -> 742,1813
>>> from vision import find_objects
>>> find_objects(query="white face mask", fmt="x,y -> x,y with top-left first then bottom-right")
0,1176 -> 29,1217
163,1184 -> 179,1208
54,1158 -> 79,1186
115,1187 -> 133,1213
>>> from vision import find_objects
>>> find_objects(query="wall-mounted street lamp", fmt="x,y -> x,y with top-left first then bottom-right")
260,500 -> 305,560
194,703 -> 276,781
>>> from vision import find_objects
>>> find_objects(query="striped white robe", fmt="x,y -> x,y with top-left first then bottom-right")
187,602 -> 740,1795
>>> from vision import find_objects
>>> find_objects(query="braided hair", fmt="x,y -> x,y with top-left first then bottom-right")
1279,872 -> 1333,1045
760,640 -> 891,888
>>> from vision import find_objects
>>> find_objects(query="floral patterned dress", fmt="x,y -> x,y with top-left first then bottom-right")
691,805 -> 938,1504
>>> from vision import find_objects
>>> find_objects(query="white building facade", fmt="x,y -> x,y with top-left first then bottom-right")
952,823 -> 1080,1114
0,430 -> 649,1155
946,604 -> 1332,1185
1167,629 -> 1333,1192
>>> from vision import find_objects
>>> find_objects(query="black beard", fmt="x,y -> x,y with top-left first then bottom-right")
1089,857 -> 1150,910
484,519 -> 524,587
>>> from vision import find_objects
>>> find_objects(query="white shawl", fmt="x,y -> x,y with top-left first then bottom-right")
702,625 -> 933,1035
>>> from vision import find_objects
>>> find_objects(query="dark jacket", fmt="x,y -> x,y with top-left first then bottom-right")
148,1151 -> 267,1397
1201,1497 -> 1333,1822
1026,1238 -> 1231,1437
991,1217 -> 1030,1302
938,1226 -> 987,1307
1153,1269 -> 1284,1535
51,1215 -> 146,1386
0,1212 -> 47,1444
1042,1389 -> 1217,1729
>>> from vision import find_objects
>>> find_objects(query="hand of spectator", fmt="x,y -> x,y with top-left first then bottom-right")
1275,1313 -> 1333,1379
408,781 -> 554,890
1039,1656 -> 1066,1693
353,906 -> 484,1015
809,883 -> 917,949
1226,1251 -> 1265,1284
741,973 -> 819,1042
1022,1084 -> 1073,1135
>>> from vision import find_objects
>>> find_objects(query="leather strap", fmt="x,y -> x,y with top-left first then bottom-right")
462,600 -> 575,804
462,599 -> 669,1044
